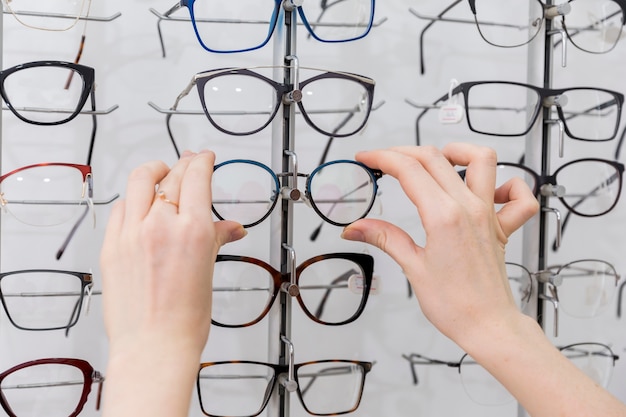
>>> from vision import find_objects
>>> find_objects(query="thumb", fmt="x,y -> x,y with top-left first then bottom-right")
341,219 -> 422,271
213,220 -> 247,247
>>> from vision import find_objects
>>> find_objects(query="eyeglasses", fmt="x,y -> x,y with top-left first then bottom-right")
213,252 -> 373,327
507,260 -> 620,336
0,358 -> 104,417
0,269 -> 96,333
155,0 -> 375,55
412,0 -> 626,74
197,359 -> 372,417
0,61 -> 106,165
2,0 -> 92,31
212,158 -> 382,228
412,81 -> 624,154
165,65 -> 375,137
0,163 -> 94,259
402,342 -> 618,405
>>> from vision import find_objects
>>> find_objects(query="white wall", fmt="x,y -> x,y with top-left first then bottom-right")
1,1 -> 625,416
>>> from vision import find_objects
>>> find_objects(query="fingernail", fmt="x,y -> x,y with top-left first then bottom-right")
231,226 -> 248,241
341,228 -> 364,242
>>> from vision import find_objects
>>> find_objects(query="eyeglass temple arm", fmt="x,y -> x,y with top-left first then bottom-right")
409,0 -> 464,75
407,89 -> 453,146
56,176 -> 95,260
617,280 -> 626,318
401,353 -> 461,385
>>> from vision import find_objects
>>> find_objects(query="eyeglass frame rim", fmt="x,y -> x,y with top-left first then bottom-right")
177,0 -> 375,54
0,60 -> 95,126
214,252 -> 373,327
196,359 -> 373,417
496,158 -> 624,217
0,269 -> 93,331
0,357 -> 99,417
190,66 -> 375,137
211,158 -> 382,228
452,80 -> 624,141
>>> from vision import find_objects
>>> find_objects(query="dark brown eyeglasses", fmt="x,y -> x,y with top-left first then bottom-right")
213,252 -> 374,327
0,358 -> 104,417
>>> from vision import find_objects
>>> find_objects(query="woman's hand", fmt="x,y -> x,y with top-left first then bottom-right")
341,143 -> 538,346
100,150 -> 245,417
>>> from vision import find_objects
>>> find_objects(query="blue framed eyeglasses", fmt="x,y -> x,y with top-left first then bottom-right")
211,158 -> 382,228
159,0 -> 375,54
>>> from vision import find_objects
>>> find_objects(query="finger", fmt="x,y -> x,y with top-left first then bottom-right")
441,142 -> 498,205
494,177 -> 539,237
101,199 -> 125,267
178,150 -> 214,217
124,160 -> 170,224
153,151 -> 197,213
387,145 -> 469,198
354,149 -> 453,220
213,220 -> 248,247
341,218 -> 423,277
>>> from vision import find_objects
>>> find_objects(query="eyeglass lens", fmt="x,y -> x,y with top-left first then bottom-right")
0,271 -> 86,330
187,0 -> 373,53
551,260 -> 618,318
471,0 -> 545,47
198,69 -> 372,137
197,361 -> 366,417
0,361 -> 87,416
458,354 -> 513,405
561,0 -> 624,53
504,263 -> 533,309
3,0 -> 88,31
2,64 -> 87,124
463,83 -> 621,140
495,160 -> 622,216
560,343 -> 616,388
212,256 -> 369,327
211,160 -> 377,227
0,165 -> 88,227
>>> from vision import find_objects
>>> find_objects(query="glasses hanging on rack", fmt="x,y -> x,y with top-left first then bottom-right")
402,342 -> 618,405
411,0 -> 626,74
408,80 -> 624,157
0,358 -> 104,417
149,64 -> 380,158
0,269 -> 98,333
151,0 -> 378,56
213,252 -> 373,327
0,61 -> 119,165
507,259 -> 620,336
198,336 -> 373,417
211,158 -> 382,228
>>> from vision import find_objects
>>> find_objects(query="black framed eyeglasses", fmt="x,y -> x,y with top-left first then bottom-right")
507,260 -> 620,335
165,65 -> 375,143
197,359 -> 373,417
214,252 -> 373,327
155,0 -> 375,55
402,342 -> 618,405
412,0 -> 626,74
0,162 -> 95,259
0,358 -> 104,417
212,158 -> 382,228
0,61 -> 106,165
0,269 -> 96,332
413,81 -> 624,153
